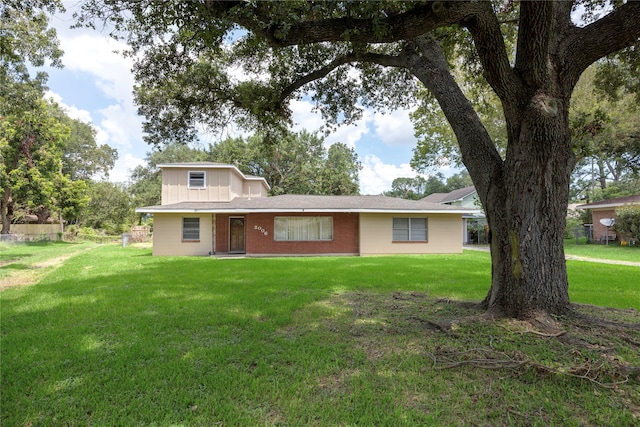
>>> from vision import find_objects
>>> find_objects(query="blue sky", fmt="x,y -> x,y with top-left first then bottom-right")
44,4 -> 456,194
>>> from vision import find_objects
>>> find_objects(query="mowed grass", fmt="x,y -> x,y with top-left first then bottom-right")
1,244 -> 639,426
564,239 -> 640,263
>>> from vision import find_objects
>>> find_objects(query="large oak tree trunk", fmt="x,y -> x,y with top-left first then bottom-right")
410,35 -> 575,318
481,108 -> 575,317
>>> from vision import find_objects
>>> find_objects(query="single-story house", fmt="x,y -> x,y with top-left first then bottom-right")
422,186 -> 486,244
576,194 -> 640,243
136,163 -> 480,256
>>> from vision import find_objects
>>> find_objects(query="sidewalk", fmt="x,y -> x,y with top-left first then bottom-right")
464,245 -> 640,267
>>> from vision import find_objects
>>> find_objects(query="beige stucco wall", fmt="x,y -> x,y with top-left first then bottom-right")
359,213 -> 463,255
152,213 -> 213,256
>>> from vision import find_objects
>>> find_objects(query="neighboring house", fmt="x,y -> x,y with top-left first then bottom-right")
136,162 -> 479,256
576,194 -> 640,243
422,186 -> 486,244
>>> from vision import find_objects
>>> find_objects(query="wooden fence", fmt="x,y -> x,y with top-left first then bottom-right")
0,224 -> 63,242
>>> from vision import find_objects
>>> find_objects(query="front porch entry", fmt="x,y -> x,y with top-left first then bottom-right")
229,217 -> 246,253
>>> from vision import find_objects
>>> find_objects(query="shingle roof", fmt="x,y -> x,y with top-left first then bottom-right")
438,186 -> 477,203
137,194 -> 479,214
576,194 -> 640,209
421,193 -> 448,203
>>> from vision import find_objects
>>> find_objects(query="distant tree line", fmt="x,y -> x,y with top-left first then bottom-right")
383,171 -> 473,200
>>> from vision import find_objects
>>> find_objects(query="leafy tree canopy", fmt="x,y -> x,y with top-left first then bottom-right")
615,204 -> 640,242
1,99 -> 89,227
61,117 -> 118,181
570,63 -> 640,201
1,1 -> 64,114
82,181 -> 134,234
208,131 -> 361,195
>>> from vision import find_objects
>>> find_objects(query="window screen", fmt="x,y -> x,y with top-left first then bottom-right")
393,217 -> 427,241
183,218 -> 200,241
274,217 -> 333,241
188,171 -> 205,188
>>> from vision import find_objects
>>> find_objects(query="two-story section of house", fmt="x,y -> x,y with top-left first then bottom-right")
136,162 -> 479,256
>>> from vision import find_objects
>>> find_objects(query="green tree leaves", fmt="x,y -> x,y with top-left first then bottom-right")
208,131 -> 361,195
614,204 -> 640,243
61,118 -> 118,181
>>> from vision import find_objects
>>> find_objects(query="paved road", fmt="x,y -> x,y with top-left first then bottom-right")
464,245 -> 640,267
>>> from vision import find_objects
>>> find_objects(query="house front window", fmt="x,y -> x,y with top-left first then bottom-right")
182,217 -> 200,241
274,216 -> 333,241
393,217 -> 428,241
188,171 -> 205,188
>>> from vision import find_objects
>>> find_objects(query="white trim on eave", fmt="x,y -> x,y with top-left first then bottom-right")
136,207 -> 482,215
576,203 -> 626,210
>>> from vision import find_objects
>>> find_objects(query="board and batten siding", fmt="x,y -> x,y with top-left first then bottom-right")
243,180 -> 269,198
152,213 -> 212,256
358,213 -> 463,255
161,167 -> 268,204
161,168 -> 235,204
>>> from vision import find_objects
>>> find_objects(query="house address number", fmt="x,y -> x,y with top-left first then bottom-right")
254,225 -> 268,236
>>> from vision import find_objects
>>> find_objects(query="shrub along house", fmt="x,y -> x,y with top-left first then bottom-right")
136,163 -> 479,256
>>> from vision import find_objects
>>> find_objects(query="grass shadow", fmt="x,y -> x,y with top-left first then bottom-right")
1,263 -> 30,271
0,253 -> 34,262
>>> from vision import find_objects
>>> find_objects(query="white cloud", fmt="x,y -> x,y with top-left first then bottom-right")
46,90 -> 115,149
359,155 -> 418,195
324,110 -> 372,149
110,153 -> 145,184
290,98 -> 372,149
45,88 -> 144,183
57,33 -> 135,105
290,98 -> 325,131
45,91 -> 93,123
289,99 -> 423,195
373,109 -> 417,146
97,104 -> 143,150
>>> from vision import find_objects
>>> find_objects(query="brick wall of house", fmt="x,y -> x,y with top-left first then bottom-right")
591,209 -> 617,241
214,212 -> 359,255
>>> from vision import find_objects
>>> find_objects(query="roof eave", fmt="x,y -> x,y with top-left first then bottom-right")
576,203 -> 624,210
136,207 -> 481,215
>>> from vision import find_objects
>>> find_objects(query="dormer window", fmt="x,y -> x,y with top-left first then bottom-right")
188,171 -> 205,189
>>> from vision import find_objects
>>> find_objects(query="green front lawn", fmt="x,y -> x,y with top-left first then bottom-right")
564,238 -> 640,262
1,244 -> 638,426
